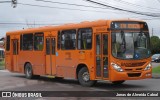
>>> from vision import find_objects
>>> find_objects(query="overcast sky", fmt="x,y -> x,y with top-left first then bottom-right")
0,0 -> 160,38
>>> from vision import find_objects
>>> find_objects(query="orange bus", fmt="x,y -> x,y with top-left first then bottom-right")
5,19 -> 152,86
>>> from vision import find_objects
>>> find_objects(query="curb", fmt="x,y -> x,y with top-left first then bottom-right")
152,73 -> 160,79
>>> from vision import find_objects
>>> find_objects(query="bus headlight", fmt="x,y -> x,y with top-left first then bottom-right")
111,62 -> 123,72
144,63 -> 152,71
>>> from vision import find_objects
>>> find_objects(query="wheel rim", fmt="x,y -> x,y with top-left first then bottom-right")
26,65 -> 31,77
82,72 -> 90,82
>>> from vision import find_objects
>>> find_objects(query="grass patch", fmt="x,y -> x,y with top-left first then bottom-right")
152,66 -> 160,74
0,60 -> 5,70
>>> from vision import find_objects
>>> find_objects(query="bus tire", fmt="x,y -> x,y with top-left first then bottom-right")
112,80 -> 125,85
34,75 -> 40,79
78,67 -> 96,87
25,63 -> 34,79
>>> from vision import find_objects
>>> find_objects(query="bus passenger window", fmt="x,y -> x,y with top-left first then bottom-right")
34,32 -> 44,51
6,35 -> 10,51
103,35 -> 108,55
46,38 -> 50,55
78,28 -> 92,50
23,33 -> 33,50
61,30 -> 76,50
52,38 -> 55,55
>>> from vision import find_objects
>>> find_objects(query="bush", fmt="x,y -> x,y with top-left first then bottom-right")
0,61 -> 5,70
152,66 -> 160,74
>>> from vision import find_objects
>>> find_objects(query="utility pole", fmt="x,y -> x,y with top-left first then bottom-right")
152,28 -> 154,36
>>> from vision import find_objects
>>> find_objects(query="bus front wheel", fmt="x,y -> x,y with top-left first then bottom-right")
78,67 -> 96,87
112,80 -> 125,85
25,63 -> 34,79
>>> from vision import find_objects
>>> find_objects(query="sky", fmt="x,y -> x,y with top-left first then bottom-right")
0,0 -> 160,38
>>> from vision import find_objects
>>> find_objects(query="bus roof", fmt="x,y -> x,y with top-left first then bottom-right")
6,19 -> 145,35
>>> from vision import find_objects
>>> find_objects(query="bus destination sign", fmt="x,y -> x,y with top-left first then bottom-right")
111,21 -> 148,30
119,24 -> 143,29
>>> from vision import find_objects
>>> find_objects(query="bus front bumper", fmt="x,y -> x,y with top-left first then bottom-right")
110,69 -> 152,81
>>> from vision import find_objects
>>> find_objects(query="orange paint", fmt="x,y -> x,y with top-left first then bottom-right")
5,19 -> 152,83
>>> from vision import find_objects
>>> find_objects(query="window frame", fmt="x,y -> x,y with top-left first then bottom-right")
34,32 -> 44,51
20,34 -> 23,51
57,31 -> 61,50
22,33 -> 34,51
77,28 -> 93,50
60,29 -> 77,50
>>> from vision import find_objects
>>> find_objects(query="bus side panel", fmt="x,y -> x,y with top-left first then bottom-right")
56,50 -> 79,78
19,51 -> 45,75
32,51 -> 45,75
5,52 -> 12,71
18,51 -> 24,73
79,51 -> 95,80
56,50 -> 95,79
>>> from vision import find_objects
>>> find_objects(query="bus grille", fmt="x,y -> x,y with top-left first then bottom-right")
127,73 -> 141,77
125,68 -> 143,71
121,62 -> 146,67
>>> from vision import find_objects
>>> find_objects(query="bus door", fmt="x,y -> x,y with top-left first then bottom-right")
12,39 -> 19,72
46,37 -> 56,75
95,33 -> 109,79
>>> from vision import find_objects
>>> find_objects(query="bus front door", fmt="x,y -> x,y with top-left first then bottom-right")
46,37 -> 56,75
12,39 -> 19,72
95,33 -> 109,79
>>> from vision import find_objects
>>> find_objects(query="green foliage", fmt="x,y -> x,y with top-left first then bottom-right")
150,36 -> 160,54
152,66 -> 160,74
0,61 -> 5,70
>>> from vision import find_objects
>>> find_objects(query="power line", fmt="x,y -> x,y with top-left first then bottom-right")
112,0 -> 160,11
37,0 -> 155,15
0,0 -> 17,8
88,0 -> 160,16
141,17 -> 160,20
83,0 -> 160,17
157,0 -> 160,3
35,0 -> 108,10
17,2 -> 160,18
0,22 -> 62,25
0,1 -> 10,3
94,0 -> 160,14
17,2 -> 129,14
36,0 -> 160,17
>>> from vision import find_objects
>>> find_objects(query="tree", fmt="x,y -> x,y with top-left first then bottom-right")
150,36 -> 160,54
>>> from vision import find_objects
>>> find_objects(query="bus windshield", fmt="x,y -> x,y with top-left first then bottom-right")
111,32 -> 151,60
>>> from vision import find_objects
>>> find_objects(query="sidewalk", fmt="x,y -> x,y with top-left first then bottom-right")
152,73 -> 160,79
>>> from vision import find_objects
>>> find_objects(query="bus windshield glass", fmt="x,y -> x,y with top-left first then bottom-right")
111,32 -> 151,60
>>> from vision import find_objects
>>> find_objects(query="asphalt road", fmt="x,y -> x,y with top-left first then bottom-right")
0,70 -> 160,99
0,62 -> 159,99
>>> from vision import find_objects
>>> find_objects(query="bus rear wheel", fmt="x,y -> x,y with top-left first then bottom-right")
25,63 -> 34,79
112,80 -> 125,85
78,67 -> 96,87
